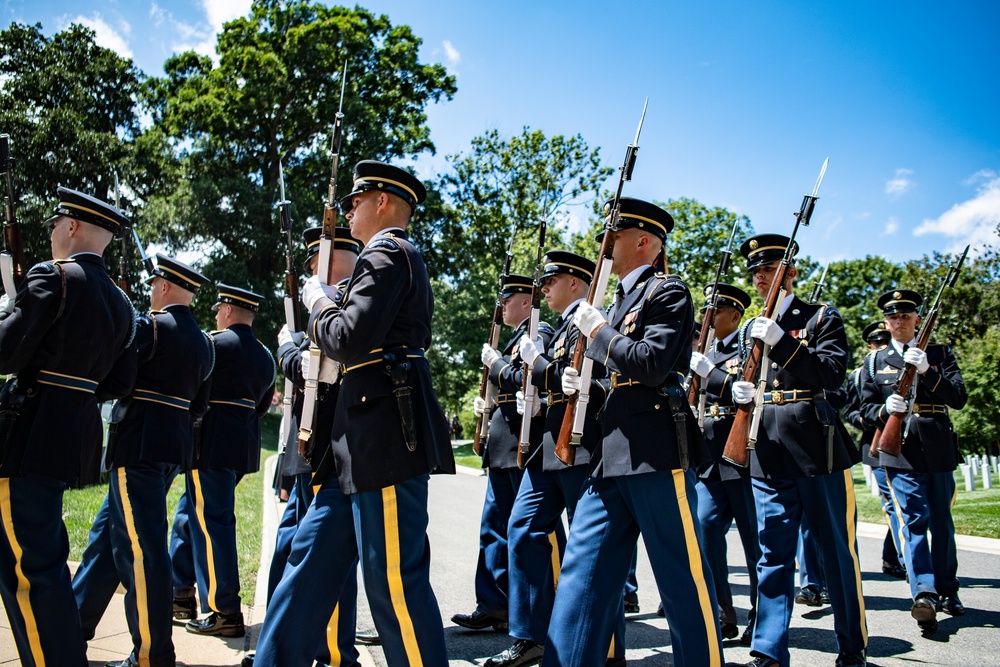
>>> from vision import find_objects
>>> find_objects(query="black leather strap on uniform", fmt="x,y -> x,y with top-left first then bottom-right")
383,350 -> 418,452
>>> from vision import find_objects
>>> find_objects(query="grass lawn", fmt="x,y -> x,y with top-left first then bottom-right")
452,440 -> 484,470
63,412 -> 281,607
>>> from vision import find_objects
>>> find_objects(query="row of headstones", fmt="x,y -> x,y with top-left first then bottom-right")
861,455 -> 998,493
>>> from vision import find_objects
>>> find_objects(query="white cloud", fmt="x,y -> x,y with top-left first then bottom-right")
62,13 -> 132,59
881,217 -> 899,237
885,168 -> 914,197
155,0 -> 251,60
913,171 -> 1000,255
201,0 -> 253,35
442,40 -> 461,68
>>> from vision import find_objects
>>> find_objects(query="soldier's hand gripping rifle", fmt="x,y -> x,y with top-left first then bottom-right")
276,160 -> 298,455
517,189 -> 549,468
0,134 -> 28,297
874,244 -> 969,457
555,99 -> 647,467
687,218 -> 739,428
297,62 -> 348,462
111,172 -> 135,299
808,263 -> 829,303
472,223 -> 517,457
722,158 -> 829,468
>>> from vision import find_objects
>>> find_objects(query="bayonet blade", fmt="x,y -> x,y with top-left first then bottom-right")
811,157 -> 829,197
634,97 -> 648,146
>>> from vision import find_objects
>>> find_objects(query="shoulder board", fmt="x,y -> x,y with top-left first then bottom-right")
149,309 -> 166,315
539,321 -> 555,334
50,258 -> 76,265
209,329 -> 226,336
367,238 -> 400,252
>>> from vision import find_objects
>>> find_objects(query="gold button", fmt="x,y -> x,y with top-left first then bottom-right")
361,396 -> 367,403
654,404 -> 661,410
771,362 -> 778,370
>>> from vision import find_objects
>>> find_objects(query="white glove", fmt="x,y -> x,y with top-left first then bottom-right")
519,335 -> 542,365
732,380 -> 756,405
690,351 -> 715,379
515,390 -> 542,417
885,393 -> 909,414
0,294 -> 11,315
562,367 -> 582,396
903,347 -> 930,374
481,344 -> 502,369
473,396 -> 487,417
277,324 -> 293,348
750,316 -> 784,346
318,357 -> 340,384
301,275 -> 337,311
573,301 -> 607,339
300,351 -> 311,378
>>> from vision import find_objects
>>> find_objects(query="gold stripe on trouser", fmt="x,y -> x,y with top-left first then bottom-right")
311,471 -> 321,497
117,468 -> 152,666
381,487 -> 422,667
885,471 -> 908,565
191,471 -> 220,611
0,479 -> 46,666
325,603 -> 341,665
670,469 -> 722,667
841,469 -> 868,643
547,532 -> 560,590
951,483 -> 957,510
607,634 -> 615,660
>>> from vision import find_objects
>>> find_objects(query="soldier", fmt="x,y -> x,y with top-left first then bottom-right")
169,283 -> 276,638
248,160 -> 454,667
545,199 -> 722,667
859,289 -> 967,633
729,233 -> 867,667
844,321 -> 906,580
452,273 -> 556,634
688,282 -> 760,644
73,253 -> 213,667
0,187 -> 135,667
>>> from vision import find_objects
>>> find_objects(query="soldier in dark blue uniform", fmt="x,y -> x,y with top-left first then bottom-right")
544,199 -> 722,667
728,233 -> 867,667
72,253 -> 213,667
453,273 -> 556,634
0,187 -> 135,667
843,321 -> 906,580
859,289 -> 967,633
169,284 -> 275,638
249,161 -> 454,667
688,282 -> 760,644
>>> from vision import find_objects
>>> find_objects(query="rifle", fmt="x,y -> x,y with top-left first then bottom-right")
555,98 -> 647,466
721,157 -> 829,467
472,223 -> 517,457
112,172 -> 134,299
276,160 -> 298,456
130,226 -> 155,278
687,218 -> 740,428
0,134 -> 27,296
873,245 -> 969,457
518,188 -> 550,468
808,263 -> 829,303
298,62 -> 348,461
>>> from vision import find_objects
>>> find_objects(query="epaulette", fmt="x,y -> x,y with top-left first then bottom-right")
539,321 -> 555,334
209,329 -> 226,336
50,258 -> 77,265
367,237 -> 400,252
149,309 -> 166,315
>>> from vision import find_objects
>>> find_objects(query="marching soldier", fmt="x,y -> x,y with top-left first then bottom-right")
844,320 -> 906,580
73,253 -> 213,667
249,160 -> 454,667
688,282 -> 760,644
0,187 -> 136,667
546,199 -> 722,667
729,233 -> 867,667
169,283 -> 276,637
452,273 -> 556,634
859,289 -> 967,633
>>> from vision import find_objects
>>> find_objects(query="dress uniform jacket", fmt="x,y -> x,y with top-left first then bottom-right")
484,319 -> 555,469
197,324 -> 275,473
698,334 -> 745,482
859,343 -> 967,472
309,229 -> 454,494
585,268 -> 707,475
0,255 -> 136,486
738,296 -> 859,479
276,332 -> 337,477
529,301 -> 606,470
105,304 -> 213,469
844,366 -> 880,467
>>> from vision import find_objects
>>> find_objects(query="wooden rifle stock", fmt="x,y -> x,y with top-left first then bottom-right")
877,312 -> 935,456
0,134 -> 27,291
555,340 -> 585,466
687,304 -> 716,406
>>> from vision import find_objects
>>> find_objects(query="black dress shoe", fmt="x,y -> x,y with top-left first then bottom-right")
606,658 -> 627,666
740,619 -> 754,646
172,596 -> 197,621
355,629 -> 381,645
655,602 -> 664,617
106,658 -> 138,667
939,594 -> 965,616
794,586 -> 822,607
624,600 -> 640,614
836,650 -> 866,666
483,639 -> 544,667
881,560 -> 907,579
721,621 -> 738,639
186,611 -> 246,637
746,654 -> 781,667
451,608 -> 509,631
911,595 -> 938,633
241,655 -> 254,667
820,589 -> 830,605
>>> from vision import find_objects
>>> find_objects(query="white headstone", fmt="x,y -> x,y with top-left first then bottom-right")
961,464 -> 975,492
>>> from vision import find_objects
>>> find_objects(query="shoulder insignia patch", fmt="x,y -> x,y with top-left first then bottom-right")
367,238 -> 399,251
877,366 -> 897,375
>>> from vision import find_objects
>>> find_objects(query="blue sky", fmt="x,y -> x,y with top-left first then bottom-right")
5,0 -> 999,264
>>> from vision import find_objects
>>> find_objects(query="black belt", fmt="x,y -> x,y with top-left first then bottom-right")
343,348 -> 425,374
496,393 -> 517,405
37,370 -> 98,394
762,390 -> 814,405
913,403 -> 947,415
547,392 -> 567,405
209,397 -> 256,409
133,389 -> 191,410
707,404 -> 737,418
610,374 -> 642,389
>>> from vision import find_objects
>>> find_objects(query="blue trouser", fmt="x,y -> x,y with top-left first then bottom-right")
74,495 -> 120,639
871,466 -> 903,564
695,475 -> 760,625
475,466 -> 524,616
267,471 -> 314,604
0,476 -> 88,667
797,515 -> 827,592
623,549 -> 639,606
254,474 -> 445,667
751,471 -> 867,666
167,469 -> 242,615
544,470 -> 722,667
885,468 -> 959,600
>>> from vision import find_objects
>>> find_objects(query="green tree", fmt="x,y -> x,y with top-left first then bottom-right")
952,326 -> 1000,456
821,256 -> 905,364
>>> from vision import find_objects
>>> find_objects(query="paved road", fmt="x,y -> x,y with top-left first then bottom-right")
355,466 -> 1000,667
